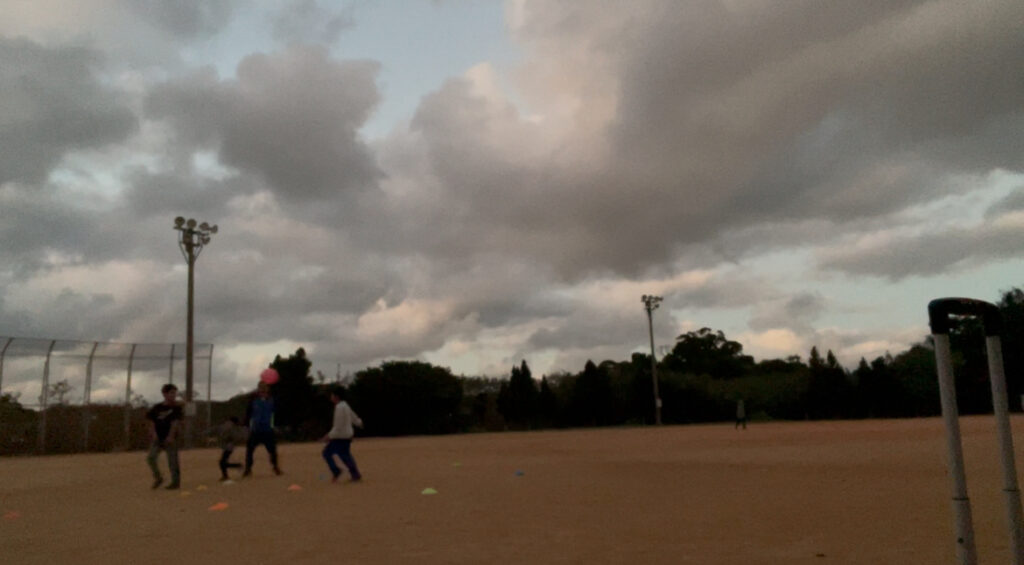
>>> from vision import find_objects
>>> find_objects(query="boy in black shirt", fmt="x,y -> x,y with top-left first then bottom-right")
146,384 -> 183,490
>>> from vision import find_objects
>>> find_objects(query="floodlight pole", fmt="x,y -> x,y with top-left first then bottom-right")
642,295 -> 663,425
174,217 -> 217,448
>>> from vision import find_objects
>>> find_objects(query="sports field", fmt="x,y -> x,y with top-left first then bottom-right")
2,416 -> 1021,564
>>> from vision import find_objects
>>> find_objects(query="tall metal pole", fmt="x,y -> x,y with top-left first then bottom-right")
642,295 -> 663,425
38,340 -> 56,454
83,342 -> 98,452
124,343 -> 136,448
174,217 -> 217,449
185,237 -> 195,447
206,344 -> 214,431
0,337 -> 12,393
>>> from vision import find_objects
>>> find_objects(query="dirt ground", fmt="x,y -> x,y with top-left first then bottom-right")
2,416 -> 1022,564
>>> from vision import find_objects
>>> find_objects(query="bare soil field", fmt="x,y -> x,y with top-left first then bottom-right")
2,416 -> 1022,564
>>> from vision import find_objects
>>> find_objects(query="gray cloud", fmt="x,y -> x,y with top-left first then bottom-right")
403,0 -> 1024,279
749,292 -> 826,333
3,1 -> 1023,394
270,0 -> 354,45
0,38 -> 137,185
987,185 -> 1024,218
146,45 -> 382,203
128,0 -> 235,38
818,219 -> 1024,279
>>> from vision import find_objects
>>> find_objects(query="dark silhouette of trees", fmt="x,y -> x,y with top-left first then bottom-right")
569,360 -> 614,426
269,347 -> 316,435
348,360 -> 462,436
664,327 -> 754,379
497,360 -> 539,429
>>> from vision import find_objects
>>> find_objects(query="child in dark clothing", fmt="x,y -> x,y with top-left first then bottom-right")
146,384 -> 183,490
211,416 -> 246,481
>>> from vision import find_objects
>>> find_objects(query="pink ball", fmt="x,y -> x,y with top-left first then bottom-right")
260,368 -> 280,384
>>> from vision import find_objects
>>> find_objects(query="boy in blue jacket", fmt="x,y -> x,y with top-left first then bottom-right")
243,381 -> 282,477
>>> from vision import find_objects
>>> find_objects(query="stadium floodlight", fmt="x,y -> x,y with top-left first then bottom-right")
642,295 -> 664,425
172,217 -> 219,448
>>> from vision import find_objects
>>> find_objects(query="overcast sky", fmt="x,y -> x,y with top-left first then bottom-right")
1,0 -> 1022,403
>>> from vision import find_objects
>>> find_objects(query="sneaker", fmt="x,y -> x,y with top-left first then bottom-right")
350,475 -> 362,483
330,474 -> 341,484
218,476 -> 229,482
273,466 -> 282,476
151,477 -> 164,490
242,469 -> 252,478
165,483 -> 180,490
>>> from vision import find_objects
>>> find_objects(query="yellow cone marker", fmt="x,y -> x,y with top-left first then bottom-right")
421,488 -> 438,495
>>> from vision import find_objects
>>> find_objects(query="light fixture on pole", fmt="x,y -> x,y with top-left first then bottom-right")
173,216 -> 217,447
642,294 -> 663,425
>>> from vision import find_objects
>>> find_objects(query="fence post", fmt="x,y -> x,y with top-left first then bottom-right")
83,342 -> 99,452
38,340 -> 57,454
0,337 -> 12,393
207,344 -> 214,431
124,344 -> 137,449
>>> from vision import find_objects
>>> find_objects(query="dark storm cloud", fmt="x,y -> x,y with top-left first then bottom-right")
128,0 -> 235,38
270,0 -> 354,45
146,45 -> 382,202
0,38 -> 137,185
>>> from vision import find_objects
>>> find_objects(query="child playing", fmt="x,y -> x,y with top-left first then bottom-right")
320,386 -> 363,483
146,384 -> 183,490
243,381 -> 282,477
212,416 -> 246,481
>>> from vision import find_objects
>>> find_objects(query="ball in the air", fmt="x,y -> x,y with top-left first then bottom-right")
260,368 -> 280,384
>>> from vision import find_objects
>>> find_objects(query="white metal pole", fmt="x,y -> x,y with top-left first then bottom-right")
933,333 -> 978,565
985,336 -> 1024,565
38,340 -> 56,454
124,344 -> 136,448
207,344 -> 214,431
0,337 -> 12,392
83,342 -> 98,452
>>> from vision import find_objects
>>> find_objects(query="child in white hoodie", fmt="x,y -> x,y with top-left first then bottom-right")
320,386 -> 363,483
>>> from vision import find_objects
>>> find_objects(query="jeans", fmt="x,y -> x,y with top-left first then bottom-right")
245,430 -> 278,471
323,438 -> 361,479
147,440 -> 180,484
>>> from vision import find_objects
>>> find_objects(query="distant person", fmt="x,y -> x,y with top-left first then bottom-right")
210,416 -> 246,481
320,386 -> 363,483
146,384 -> 183,490
735,399 -> 747,430
243,381 -> 282,477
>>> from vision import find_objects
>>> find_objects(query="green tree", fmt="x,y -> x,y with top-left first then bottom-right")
349,361 -> 463,436
497,360 -> 539,429
570,360 -> 614,426
997,287 -> 1024,410
806,347 -> 853,419
664,327 -> 754,379
269,347 -> 316,434
537,376 -> 559,428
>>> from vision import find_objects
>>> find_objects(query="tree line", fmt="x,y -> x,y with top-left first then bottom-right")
2,287 -> 1020,453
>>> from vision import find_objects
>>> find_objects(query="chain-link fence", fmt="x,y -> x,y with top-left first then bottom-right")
0,336 -> 213,455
